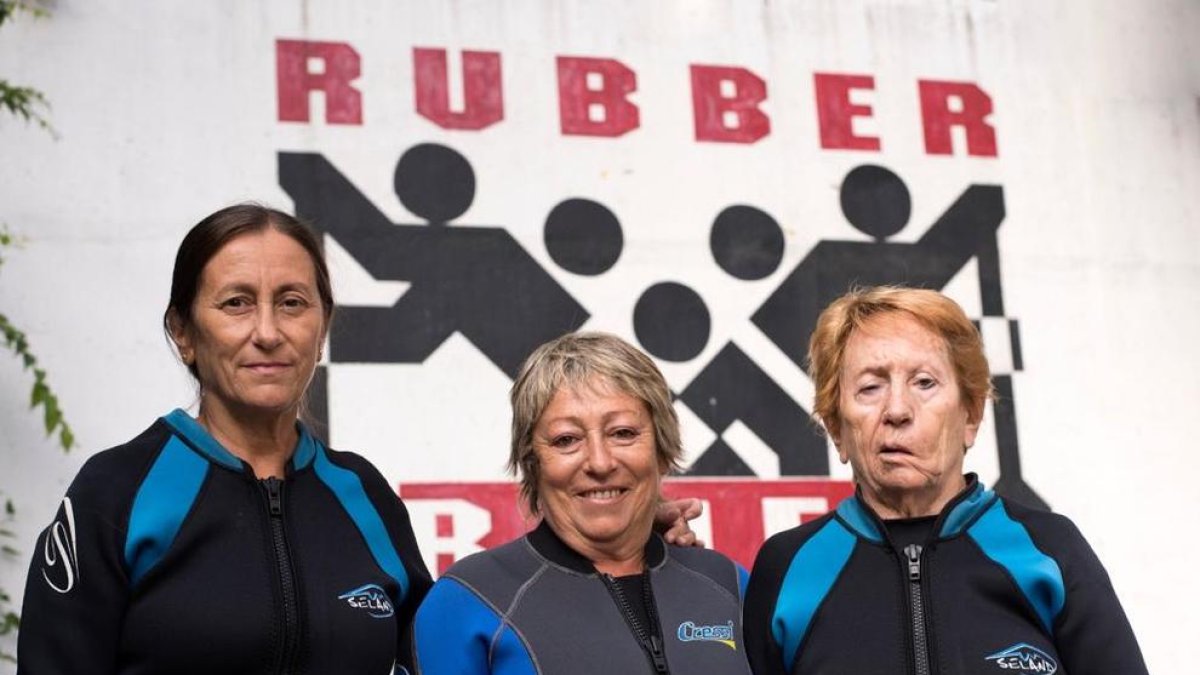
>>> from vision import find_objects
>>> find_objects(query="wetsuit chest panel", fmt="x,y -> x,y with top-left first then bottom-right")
510,572 -> 655,673
928,541 -> 1063,675
119,473 -> 277,675
793,544 -> 906,675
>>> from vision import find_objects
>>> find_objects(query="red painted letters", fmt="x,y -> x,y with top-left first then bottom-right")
273,37 -> 999,157
276,39 -> 363,125
413,48 -> 504,130
918,79 -> 998,156
814,72 -> 881,151
556,56 -> 640,137
690,65 -> 770,143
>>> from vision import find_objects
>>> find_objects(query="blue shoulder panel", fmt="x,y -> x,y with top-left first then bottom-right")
967,500 -> 1065,634
939,481 -> 995,538
772,520 -> 857,670
125,436 -> 209,584
290,423 -> 318,470
414,577 -> 536,675
312,447 -> 411,600
161,409 -> 242,470
834,496 -> 884,543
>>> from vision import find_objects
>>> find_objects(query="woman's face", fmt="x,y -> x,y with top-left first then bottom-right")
832,312 -> 980,513
172,229 -> 326,420
533,378 -> 664,561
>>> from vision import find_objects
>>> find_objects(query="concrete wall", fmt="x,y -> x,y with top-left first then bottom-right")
1,1 -> 1197,671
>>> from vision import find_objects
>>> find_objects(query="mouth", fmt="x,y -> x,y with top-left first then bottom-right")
879,443 -> 914,457
243,362 -> 291,374
576,487 -> 630,501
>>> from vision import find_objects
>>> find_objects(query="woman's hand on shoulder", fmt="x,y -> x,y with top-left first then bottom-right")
655,497 -> 705,547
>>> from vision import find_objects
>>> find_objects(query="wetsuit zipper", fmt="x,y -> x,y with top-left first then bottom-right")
263,477 -> 300,675
904,544 -> 932,675
600,572 -> 670,674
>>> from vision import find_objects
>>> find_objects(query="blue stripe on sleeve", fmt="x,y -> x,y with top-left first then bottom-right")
312,447 -> 411,600
967,500 -> 1066,633
125,437 -> 209,584
415,577 -> 536,675
772,521 -> 857,670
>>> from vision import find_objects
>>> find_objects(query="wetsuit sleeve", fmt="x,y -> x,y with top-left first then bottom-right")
1043,519 -> 1148,675
744,533 -> 796,675
350,458 -> 434,674
414,577 -> 533,675
385,495 -> 432,673
17,457 -> 133,674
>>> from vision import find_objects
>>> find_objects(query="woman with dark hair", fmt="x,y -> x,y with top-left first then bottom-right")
744,286 -> 1147,675
17,203 -> 433,674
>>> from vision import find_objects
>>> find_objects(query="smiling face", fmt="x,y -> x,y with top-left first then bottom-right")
832,312 -> 981,518
171,229 -> 326,422
533,378 -> 665,567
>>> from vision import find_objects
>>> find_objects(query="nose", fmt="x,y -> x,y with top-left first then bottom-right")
882,386 -> 913,426
252,306 -> 284,350
582,433 -> 617,476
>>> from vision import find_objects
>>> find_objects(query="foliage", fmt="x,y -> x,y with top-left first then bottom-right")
1,0 -> 65,665
0,498 -> 18,665
0,229 -> 73,450
0,1 -> 53,135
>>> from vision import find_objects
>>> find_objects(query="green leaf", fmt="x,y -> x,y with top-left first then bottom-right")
43,395 -> 60,433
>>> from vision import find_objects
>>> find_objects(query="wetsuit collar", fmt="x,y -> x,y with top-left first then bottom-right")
527,519 -> 666,575
834,473 -> 996,543
161,408 -> 321,473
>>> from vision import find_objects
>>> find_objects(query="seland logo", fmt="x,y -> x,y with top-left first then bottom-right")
677,620 -> 736,650
985,643 -> 1058,673
338,583 -> 394,618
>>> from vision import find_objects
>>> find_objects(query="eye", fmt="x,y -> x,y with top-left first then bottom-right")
915,376 -> 937,390
221,296 -> 253,312
610,427 -> 640,442
279,295 -> 310,313
549,434 -> 579,450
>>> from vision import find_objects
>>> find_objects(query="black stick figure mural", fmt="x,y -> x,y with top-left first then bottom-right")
749,164 -> 1044,508
278,144 -> 590,438
277,146 -> 1043,509
280,144 -> 588,375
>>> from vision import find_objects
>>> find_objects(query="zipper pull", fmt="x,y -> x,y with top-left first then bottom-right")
904,544 -> 922,581
265,477 -> 283,517
648,635 -> 668,674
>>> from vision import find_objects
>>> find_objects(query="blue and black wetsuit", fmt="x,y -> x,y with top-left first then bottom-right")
18,409 -> 432,675
744,475 -> 1147,675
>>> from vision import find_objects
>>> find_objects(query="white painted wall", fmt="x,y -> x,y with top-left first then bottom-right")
1,1 -> 1197,671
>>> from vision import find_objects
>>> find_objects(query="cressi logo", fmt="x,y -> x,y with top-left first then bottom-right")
985,643 -> 1058,673
337,583 -> 394,618
677,620 -> 736,650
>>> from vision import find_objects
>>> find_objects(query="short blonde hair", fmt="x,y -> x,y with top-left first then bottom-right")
508,332 -> 683,514
808,286 -> 994,435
